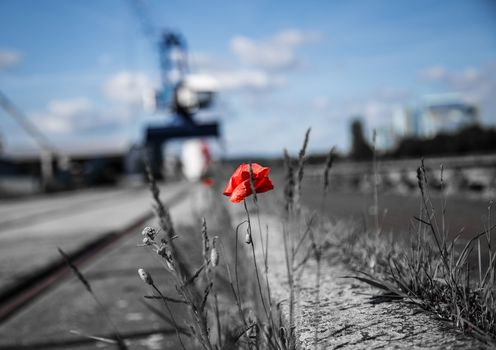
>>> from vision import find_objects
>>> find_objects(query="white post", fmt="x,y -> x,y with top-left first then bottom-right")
40,150 -> 53,191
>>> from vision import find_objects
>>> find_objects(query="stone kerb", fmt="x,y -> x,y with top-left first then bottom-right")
227,202 -> 488,349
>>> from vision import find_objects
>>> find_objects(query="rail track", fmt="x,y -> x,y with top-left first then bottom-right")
0,187 -> 188,324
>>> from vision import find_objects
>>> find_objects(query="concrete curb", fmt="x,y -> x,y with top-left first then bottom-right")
227,203 -> 489,349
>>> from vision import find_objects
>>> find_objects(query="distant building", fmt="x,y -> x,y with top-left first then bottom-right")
391,94 -> 479,144
374,127 -> 395,151
419,94 -> 479,137
392,106 -> 419,139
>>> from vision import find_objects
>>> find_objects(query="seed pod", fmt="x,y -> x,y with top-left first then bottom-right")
245,230 -> 252,245
165,258 -> 175,271
164,249 -> 175,271
201,217 -> 209,262
157,245 -> 167,257
138,268 -> 153,285
416,167 -> 424,194
211,236 -> 219,267
156,246 -> 174,271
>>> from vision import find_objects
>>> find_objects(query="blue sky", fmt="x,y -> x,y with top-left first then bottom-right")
1,0 -> 495,157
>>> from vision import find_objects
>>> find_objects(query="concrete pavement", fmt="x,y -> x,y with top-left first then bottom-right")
0,181 -> 250,349
0,184 -> 188,294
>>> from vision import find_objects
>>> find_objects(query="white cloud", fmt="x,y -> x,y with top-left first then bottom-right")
190,53 -> 233,71
363,101 -> 391,126
186,29 -> 320,97
420,64 -> 493,90
231,36 -> 293,70
48,98 -> 93,119
202,69 -> 285,91
374,87 -> 412,102
30,97 -> 134,135
230,29 -> 321,70
272,29 -> 321,46
103,71 -> 153,105
420,62 -> 496,121
420,65 -> 448,81
30,98 -> 94,134
186,58 -> 286,92
0,49 -> 22,70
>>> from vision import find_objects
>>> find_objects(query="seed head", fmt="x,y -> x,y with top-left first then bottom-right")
138,268 -> 153,285
157,245 -> 167,257
211,236 -> 219,267
323,146 -> 336,193
201,217 -> 209,261
142,227 -> 157,239
416,167 -> 424,194
283,149 -> 295,214
157,246 -> 175,271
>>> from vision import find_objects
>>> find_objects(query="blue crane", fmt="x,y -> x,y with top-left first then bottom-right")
129,0 -> 221,179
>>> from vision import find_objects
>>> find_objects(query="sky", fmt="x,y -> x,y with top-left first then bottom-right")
0,0 -> 495,157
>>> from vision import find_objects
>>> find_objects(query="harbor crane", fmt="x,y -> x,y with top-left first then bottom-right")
130,0 -> 221,179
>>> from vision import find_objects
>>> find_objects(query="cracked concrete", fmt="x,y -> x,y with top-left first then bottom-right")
291,259 -> 487,349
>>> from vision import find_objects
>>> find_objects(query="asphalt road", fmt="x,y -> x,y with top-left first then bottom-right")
299,178 -> 493,240
263,168 -> 493,241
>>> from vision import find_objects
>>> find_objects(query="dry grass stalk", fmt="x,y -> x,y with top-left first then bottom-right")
137,160 -> 292,349
283,149 -> 295,216
58,248 -> 129,350
341,158 -> 496,344
293,128 -> 311,214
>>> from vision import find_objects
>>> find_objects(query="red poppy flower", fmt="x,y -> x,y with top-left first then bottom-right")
223,163 -> 274,203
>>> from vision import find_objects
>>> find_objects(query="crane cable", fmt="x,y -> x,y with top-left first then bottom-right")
127,0 -> 158,47
127,0 -> 190,72
0,90 -> 58,156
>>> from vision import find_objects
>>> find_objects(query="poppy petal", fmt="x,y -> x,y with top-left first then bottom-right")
224,165 -> 245,195
255,176 -> 274,193
229,179 -> 253,203
223,175 -> 237,196
225,164 -> 251,193
251,163 -> 270,178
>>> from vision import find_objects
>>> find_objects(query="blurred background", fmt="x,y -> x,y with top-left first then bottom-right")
0,0 -> 495,192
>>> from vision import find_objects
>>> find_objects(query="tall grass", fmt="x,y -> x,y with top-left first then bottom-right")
281,128 -> 331,349
341,158 -> 496,344
58,248 -> 129,349
57,128 -> 496,349
60,137 -> 325,349
134,162 -> 296,349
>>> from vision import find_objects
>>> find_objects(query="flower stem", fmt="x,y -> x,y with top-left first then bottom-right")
244,199 -> 270,322
152,284 -> 187,350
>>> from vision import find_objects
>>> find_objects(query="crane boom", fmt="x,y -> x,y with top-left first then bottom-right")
0,90 -> 58,190
128,0 -> 189,111
0,90 -> 58,155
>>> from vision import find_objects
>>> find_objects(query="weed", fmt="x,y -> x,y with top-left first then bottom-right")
58,248 -> 129,349
58,128 -> 496,350
133,161 -> 293,349
341,158 -> 496,344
